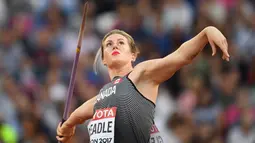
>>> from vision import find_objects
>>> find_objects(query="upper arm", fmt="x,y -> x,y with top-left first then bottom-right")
133,49 -> 189,84
127,50 -> 187,103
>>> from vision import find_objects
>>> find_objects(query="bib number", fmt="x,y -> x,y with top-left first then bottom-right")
88,107 -> 117,143
149,125 -> 164,143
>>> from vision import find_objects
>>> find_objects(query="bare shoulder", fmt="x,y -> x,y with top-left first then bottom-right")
128,60 -> 160,104
128,59 -> 161,83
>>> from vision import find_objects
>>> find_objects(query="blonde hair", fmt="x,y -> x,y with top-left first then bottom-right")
93,29 -> 140,74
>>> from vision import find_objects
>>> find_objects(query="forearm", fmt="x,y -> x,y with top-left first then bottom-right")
62,96 -> 96,129
136,26 -> 227,84
63,110 -> 87,128
176,27 -> 208,63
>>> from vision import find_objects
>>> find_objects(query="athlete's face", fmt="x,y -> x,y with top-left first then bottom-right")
102,34 -> 136,67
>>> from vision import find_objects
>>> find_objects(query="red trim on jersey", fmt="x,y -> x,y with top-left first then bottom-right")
150,125 -> 159,134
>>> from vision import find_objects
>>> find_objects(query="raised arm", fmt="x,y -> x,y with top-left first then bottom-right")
56,96 -> 97,142
133,26 -> 230,84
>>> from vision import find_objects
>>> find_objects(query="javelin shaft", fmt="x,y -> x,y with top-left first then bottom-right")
58,2 -> 89,143
62,2 -> 89,121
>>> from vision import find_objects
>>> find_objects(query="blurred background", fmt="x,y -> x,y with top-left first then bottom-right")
0,0 -> 254,142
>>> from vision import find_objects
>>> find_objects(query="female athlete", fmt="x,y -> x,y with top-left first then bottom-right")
56,26 -> 230,143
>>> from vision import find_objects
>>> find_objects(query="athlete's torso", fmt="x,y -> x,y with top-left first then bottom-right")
87,74 -> 164,143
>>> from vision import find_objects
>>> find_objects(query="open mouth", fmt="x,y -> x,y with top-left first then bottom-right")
112,51 -> 120,55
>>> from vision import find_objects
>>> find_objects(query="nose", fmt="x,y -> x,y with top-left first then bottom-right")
112,43 -> 119,50
113,46 -> 118,50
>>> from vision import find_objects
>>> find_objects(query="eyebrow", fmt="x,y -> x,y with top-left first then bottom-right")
106,38 -> 125,43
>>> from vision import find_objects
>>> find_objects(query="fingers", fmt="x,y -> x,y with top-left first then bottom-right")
56,135 -> 65,142
222,54 -> 230,61
57,123 -> 74,136
222,50 -> 230,61
221,38 -> 230,61
56,130 -> 73,143
56,135 -> 72,143
209,40 -> 217,56
56,134 -> 71,142
56,134 -> 74,143
208,28 -> 230,61
57,123 -> 64,137
56,122 -> 76,143
223,38 -> 228,49
214,36 -> 229,61
210,38 -> 230,61
222,39 -> 230,57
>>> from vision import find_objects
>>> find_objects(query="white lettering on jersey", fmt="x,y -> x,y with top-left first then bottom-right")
97,85 -> 116,102
88,107 -> 117,143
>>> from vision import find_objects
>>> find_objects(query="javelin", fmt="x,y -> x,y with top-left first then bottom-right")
59,1 -> 89,142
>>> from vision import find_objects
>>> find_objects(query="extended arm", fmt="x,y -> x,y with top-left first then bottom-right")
134,26 -> 229,84
62,96 -> 96,128
56,96 -> 97,142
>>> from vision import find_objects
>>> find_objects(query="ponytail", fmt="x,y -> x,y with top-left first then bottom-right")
93,48 -> 102,75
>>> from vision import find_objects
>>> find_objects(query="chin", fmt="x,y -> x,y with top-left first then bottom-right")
108,58 -> 128,68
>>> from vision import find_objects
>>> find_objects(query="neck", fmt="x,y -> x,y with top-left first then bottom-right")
108,63 -> 133,80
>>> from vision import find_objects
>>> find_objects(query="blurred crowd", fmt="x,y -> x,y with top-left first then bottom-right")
0,0 -> 254,142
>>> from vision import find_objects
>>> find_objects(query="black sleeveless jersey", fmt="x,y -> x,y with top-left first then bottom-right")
88,74 -> 163,143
